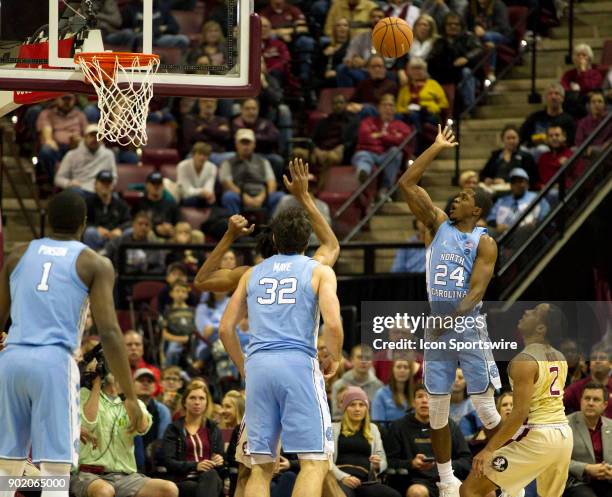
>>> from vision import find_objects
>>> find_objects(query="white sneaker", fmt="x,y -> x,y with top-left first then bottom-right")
500,489 -> 525,497
436,476 -> 462,497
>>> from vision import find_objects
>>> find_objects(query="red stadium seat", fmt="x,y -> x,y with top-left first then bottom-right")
601,40 -> 612,67
145,123 -> 176,149
115,164 -> 155,195
141,148 -> 181,167
307,87 -> 356,133
153,46 -> 183,66
116,310 -> 134,332
160,164 -> 178,182
132,280 -> 166,305
181,207 -> 212,230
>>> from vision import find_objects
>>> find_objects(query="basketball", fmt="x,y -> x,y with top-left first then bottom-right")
372,17 -> 413,58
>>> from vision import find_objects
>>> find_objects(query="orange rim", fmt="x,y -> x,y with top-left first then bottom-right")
75,52 -> 160,84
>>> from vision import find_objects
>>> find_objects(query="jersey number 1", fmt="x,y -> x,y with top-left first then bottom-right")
36,262 -> 53,292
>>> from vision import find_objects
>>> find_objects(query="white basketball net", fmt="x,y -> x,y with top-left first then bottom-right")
77,53 -> 160,148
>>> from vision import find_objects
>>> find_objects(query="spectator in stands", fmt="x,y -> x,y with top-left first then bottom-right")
220,390 -> 245,430
566,383 -> 612,497
537,125 -> 574,188
449,368 -> 483,440
162,381 -> 225,497
464,0 -> 512,81
336,8 -> 386,87
103,210 -> 165,275
372,360 -> 415,423
396,57 -> 449,131
161,281 -> 198,368
561,43 -> 604,118
331,345 -> 384,419
409,14 -> 438,60
260,16 -> 292,86
487,168 -> 549,235
187,21 -> 226,66
54,124 -> 117,196
83,170 -> 131,250
180,98 -> 231,162
36,95 -> 88,188
565,349 -> 612,419
259,0 -> 315,83
136,171 -> 181,239
519,83 -> 576,161
166,222 -> 205,274
480,124 -> 538,189
159,262 -> 198,315
160,366 -> 186,418
324,0 -> 380,38
391,219 -> 427,273
331,386 -> 401,497
311,93 -> 360,188
194,287 -> 231,369
219,128 -> 285,216
561,338 -> 589,387
384,0 -> 421,27
497,390 -> 513,418
428,12 -> 484,110
316,17 -> 351,88
71,366 -> 178,497
125,330 -> 162,396
134,368 -> 172,472
384,384 -> 472,497
96,0 -> 123,43
576,91 -> 612,156
419,0 -> 451,32
352,94 -> 412,199
177,142 -> 217,208
232,98 -> 285,181
110,0 -> 189,49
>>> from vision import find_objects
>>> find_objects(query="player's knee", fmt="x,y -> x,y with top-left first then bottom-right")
87,480 -> 115,497
471,389 -> 501,430
298,459 -> 329,479
406,484 -> 429,497
427,393 -> 451,429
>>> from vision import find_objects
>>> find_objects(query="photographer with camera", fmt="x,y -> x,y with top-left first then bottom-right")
71,351 -> 178,497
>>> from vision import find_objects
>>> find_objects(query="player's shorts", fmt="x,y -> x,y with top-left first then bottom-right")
0,344 -> 79,465
485,424 -> 573,497
70,472 -> 150,497
423,320 -> 502,395
234,417 -> 282,469
244,350 -> 333,462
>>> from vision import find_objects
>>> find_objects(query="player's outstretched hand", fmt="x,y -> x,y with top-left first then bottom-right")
227,214 -> 255,240
472,447 -> 493,478
434,124 -> 458,148
124,397 -> 144,434
283,157 -> 310,199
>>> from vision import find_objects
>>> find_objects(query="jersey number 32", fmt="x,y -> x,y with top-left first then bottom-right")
257,277 -> 298,305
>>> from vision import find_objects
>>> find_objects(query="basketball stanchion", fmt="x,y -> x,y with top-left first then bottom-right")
75,52 -> 160,147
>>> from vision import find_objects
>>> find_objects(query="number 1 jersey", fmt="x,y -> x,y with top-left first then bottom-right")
246,254 -> 320,358
7,238 -> 89,353
426,221 -> 487,316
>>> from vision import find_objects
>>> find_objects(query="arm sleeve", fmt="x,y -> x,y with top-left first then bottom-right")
371,389 -> 387,422
263,159 -> 275,183
80,388 -> 99,430
178,163 -> 203,198
371,424 -> 388,474
203,162 -> 217,193
384,422 -> 412,470
219,160 -> 232,184
162,424 -> 198,475
54,153 -> 73,188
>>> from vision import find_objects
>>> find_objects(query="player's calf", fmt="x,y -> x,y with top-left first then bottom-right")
459,472 -> 497,497
245,461 -> 274,497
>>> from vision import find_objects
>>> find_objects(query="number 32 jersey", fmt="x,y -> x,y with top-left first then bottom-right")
246,254 -> 320,358
7,238 -> 89,353
426,221 -> 487,316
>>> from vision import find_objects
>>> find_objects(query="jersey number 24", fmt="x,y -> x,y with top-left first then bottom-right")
434,265 -> 465,287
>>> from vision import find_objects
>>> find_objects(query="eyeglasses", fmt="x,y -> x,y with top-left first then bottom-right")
163,376 -> 181,382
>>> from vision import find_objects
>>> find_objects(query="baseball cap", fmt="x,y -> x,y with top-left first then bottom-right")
95,170 -> 114,183
85,124 -> 99,135
147,171 -> 164,184
235,128 -> 255,142
509,168 -> 529,181
134,368 -> 156,381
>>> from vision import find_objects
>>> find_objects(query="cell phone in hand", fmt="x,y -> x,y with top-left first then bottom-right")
422,456 -> 436,463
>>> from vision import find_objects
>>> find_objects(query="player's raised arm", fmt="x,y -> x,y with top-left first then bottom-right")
455,235 -> 498,316
315,265 -> 344,379
86,253 -> 142,431
193,214 -> 254,292
398,125 -> 457,236
219,268 -> 251,378
472,355 -> 538,477
284,158 -> 340,267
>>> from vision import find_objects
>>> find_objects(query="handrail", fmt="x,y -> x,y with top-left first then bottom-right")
497,111 -> 612,251
332,129 -> 417,219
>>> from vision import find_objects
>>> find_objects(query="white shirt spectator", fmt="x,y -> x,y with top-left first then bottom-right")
176,157 -> 217,199
54,138 -> 116,193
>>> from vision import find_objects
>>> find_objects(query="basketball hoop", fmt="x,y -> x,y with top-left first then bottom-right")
75,52 -> 160,147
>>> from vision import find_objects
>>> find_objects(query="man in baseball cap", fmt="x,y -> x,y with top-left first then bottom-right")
135,171 -> 180,239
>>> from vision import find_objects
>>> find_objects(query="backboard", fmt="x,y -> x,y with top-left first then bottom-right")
0,0 -> 261,103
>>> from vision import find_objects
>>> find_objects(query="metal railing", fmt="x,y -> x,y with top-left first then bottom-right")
493,112 -> 612,299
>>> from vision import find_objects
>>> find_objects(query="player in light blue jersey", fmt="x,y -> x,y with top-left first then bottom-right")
218,166 -> 344,497
0,191 -> 144,497
397,126 -> 503,497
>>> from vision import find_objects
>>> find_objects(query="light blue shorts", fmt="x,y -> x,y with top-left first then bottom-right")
0,344 -> 79,465
423,323 -> 502,395
244,350 -> 333,460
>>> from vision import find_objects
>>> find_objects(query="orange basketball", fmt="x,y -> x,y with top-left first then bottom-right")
372,17 -> 413,58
